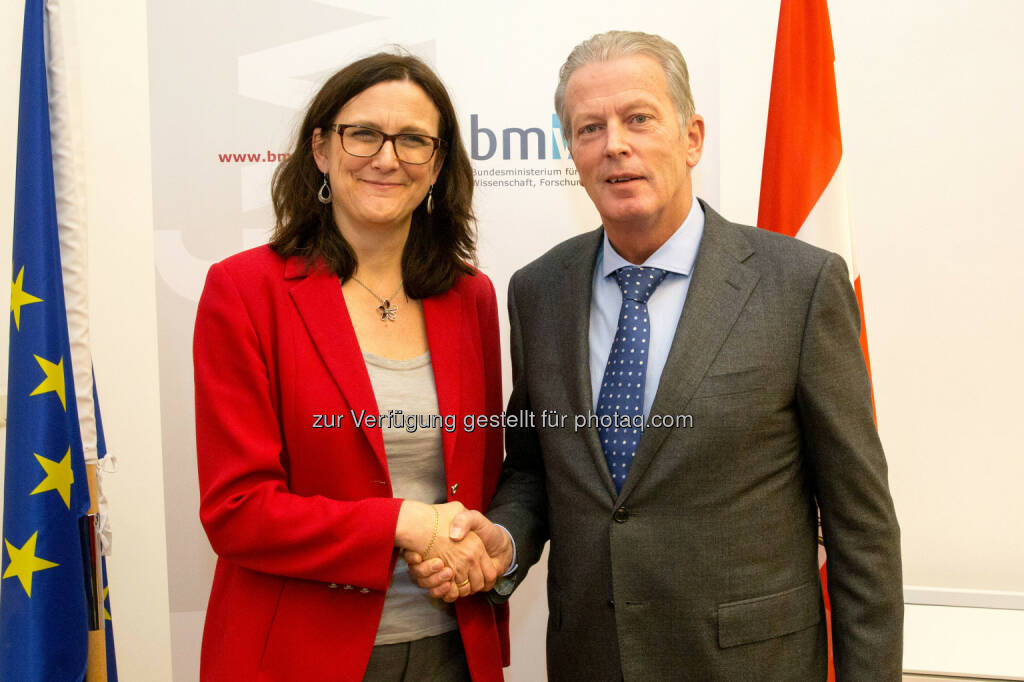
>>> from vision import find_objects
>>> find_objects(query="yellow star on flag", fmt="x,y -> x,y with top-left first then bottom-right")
29,354 -> 66,410
103,586 -> 111,620
10,265 -> 43,331
30,448 -> 74,509
2,532 -> 59,598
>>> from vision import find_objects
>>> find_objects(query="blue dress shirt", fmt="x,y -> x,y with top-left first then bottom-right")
589,197 -> 705,416
499,197 -> 704,580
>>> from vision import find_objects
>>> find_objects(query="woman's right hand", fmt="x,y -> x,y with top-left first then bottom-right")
395,501 -> 498,600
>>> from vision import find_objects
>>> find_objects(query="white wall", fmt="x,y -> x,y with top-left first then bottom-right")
719,0 -> 1024,595
3,1 -> 1024,680
0,1 -> 174,681
719,2 -> 1024,674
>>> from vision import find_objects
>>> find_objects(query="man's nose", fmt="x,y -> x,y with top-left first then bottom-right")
604,121 -> 630,156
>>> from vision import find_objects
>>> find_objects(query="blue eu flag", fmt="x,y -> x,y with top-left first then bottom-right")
1,0 -> 91,678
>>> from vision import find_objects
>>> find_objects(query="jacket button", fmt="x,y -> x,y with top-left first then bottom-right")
327,583 -> 338,589
359,587 -> 370,594
450,483 -> 459,496
613,507 -> 629,523
343,584 -> 353,590
608,599 -> 615,608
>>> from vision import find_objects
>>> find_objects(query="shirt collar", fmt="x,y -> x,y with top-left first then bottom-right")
600,194 -> 705,278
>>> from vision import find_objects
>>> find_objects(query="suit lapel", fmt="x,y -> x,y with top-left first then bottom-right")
559,229 -> 620,499
286,259 -> 388,471
423,288 -> 462,476
618,204 -> 760,502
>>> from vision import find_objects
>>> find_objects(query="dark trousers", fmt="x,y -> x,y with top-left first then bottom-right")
363,630 -> 471,681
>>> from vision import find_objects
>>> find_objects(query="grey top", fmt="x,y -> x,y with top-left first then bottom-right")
362,351 -> 456,646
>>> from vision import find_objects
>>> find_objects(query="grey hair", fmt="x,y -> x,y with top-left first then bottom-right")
554,30 -> 695,144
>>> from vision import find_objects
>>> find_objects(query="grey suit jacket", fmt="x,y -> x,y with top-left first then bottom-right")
488,201 -> 902,681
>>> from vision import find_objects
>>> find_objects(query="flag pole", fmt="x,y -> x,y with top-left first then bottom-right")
85,463 -> 106,681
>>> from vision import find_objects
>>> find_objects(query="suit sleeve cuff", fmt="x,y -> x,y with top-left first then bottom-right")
493,523 -> 518,575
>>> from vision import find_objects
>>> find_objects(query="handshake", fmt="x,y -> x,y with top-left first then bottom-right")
395,501 -> 514,603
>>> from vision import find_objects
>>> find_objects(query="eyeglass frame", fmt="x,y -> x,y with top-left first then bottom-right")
326,123 -> 446,165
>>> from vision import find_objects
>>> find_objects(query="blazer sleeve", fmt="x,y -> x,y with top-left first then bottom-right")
486,272 -> 551,591
796,253 -> 903,679
476,273 -> 505,505
194,262 -> 402,590
470,271 -> 512,663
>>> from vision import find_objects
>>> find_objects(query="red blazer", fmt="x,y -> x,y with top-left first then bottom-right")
194,246 -> 508,681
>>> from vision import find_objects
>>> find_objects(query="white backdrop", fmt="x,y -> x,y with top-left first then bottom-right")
146,2 -> 718,680
2,1 -> 1024,680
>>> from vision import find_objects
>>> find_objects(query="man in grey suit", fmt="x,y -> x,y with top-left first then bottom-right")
410,30 -> 902,680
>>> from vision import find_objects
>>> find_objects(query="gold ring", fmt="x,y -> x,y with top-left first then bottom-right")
456,579 -> 471,588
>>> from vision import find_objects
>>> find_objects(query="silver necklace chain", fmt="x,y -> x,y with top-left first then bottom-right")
349,276 -> 403,322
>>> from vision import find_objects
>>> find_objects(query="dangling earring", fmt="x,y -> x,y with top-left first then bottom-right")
317,173 -> 332,204
426,184 -> 434,214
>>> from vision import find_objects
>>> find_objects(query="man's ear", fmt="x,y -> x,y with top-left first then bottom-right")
684,115 -> 705,169
312,128 -> 329,173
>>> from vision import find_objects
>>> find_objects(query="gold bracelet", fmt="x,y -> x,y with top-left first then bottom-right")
422,506 -> 440,558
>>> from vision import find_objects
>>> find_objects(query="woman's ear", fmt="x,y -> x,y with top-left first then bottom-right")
430,149 -> 445,184
312,128 -> 329,173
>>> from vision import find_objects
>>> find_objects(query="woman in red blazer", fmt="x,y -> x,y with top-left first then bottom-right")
193,54 -> 508,681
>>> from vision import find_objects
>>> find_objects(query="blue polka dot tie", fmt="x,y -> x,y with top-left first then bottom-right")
597,266 -> 669,492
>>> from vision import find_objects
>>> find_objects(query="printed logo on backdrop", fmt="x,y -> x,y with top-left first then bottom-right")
469,113 -> 580,189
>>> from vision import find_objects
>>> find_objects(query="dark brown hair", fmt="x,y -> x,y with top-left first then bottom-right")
270,53 -> 476,297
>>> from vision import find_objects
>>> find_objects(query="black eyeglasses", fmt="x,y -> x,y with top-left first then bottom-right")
327,124 -> 444,165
